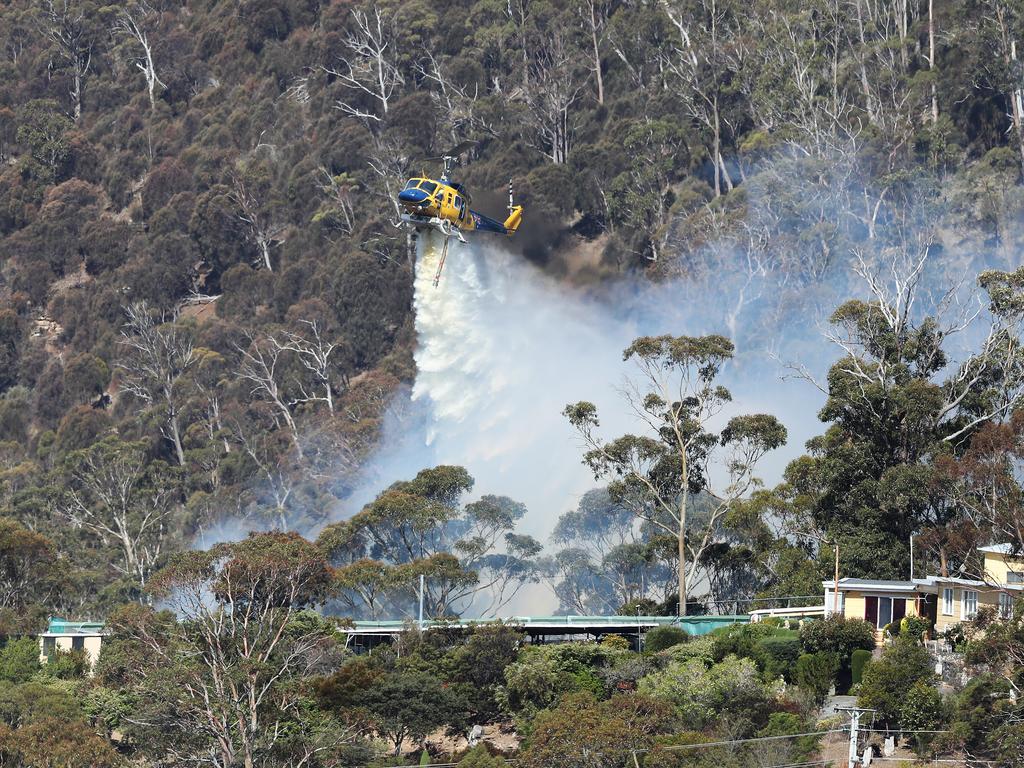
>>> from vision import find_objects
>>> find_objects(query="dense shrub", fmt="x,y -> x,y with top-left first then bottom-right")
794,652 -> 839,708
753,636 -> 802,682
639,655 -> 783,732
645,626 -> 689,652
900,681 -> 946,756
858,636 -> 935,728
710,622 -> 780,661
0,639 -> 40,684
850,649 -> 872,685
799,617 -> 876,659
800,617 -> 875,693
459,745 -> 505,768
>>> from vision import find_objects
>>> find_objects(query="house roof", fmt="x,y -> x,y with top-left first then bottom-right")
45,617 -> 106,636
979,543 -> 1020,556
915,575 -> 986,587
823,578 -> 920,592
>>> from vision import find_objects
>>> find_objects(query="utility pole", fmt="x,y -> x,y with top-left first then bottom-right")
418,574 -> 425,630
909,534 -> 915,580
837,706 -> 876,768
833,541 -> 841,615
847,708 -> 861,768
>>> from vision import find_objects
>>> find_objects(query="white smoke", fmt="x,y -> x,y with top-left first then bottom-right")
344,232 -> 825,546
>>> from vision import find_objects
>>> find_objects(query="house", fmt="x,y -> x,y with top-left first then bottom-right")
39,617 -> 106,673
823,544 -> 1024,644
921,544 -> 1024,631
823,578 -> 928,644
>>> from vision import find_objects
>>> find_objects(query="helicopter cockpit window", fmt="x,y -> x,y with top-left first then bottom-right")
404,179 -> 418,189
419,181 -> 438,194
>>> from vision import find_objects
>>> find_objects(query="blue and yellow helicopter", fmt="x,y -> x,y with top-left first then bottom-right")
398,141 -> 524,286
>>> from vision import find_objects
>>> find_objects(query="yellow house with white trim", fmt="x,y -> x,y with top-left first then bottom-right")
823,578 -> 926,644
824,544 -> 1024,642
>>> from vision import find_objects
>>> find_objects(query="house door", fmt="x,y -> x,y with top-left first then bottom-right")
865,596 -> 878,626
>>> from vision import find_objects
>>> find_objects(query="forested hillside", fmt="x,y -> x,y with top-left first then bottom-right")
4,0 -> 1024,625
6,0 -> 1024,766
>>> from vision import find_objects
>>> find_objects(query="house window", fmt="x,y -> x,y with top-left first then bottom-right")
1008,571 -> 1023,585
877,597 -> 893,629
942,588 -> 954,616
71,636 -> 84,652
963,590 -> 979,619
999,592 -> 1014,619
42,637 -> 56,659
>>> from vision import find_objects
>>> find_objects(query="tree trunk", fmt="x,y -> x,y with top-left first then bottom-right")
72,68 -> 83,122
259,238 -> 273,272
678,520 -> 686,616
928,0 -> 938,124
712,108 -> 722,197
590,3 -> 604,104
1012,40 -> 1024,173
167,408 -> 186,466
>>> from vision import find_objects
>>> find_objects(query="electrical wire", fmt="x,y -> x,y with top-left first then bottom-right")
656,728 -> 848,752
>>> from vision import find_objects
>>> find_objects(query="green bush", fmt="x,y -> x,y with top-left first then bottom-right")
601,634 -> 631,650
800,616 -> 875,693
858,636 -> 935,728
753,636 -> 802,682
758,713 -> 821,761
458,745 -> 505,768
899,681 -> 946,757
799,616 -> 876,659
850,649 -> 872,685
645,626 -> 689,652
40,649 -> 89,680
710,623 -> 780,661
902,615 -> 931,640
795,652 -> 840,708
0,638 -> 41,683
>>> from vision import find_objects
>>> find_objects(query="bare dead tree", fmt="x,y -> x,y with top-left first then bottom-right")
117,302 -> 197,466
524,28 -> 586,164
577,0 -> 611,104
58,439 -> 176,591
231,419 -> 298,531
315,167 -> 357,236
113,1 -> 165,111
39,0 -> 96,121
234,333 -> 303,459
662,0 -> 745,196
279,319 -> 342,415
323,6 -> 404,125
415,51 -> 501,144
231,175 -> 286,272
745,6 -> 857,158
833,221 -> 1024,445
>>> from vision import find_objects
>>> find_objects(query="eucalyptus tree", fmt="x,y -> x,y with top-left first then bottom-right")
565,334 -> 787,615
318,466 -> 540,618
105,533 -> 343,768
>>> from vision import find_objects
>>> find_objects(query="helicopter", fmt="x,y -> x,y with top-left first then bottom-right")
398,141 -> 524,286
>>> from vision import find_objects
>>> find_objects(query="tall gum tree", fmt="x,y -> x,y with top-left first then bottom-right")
564,334 -> 786,615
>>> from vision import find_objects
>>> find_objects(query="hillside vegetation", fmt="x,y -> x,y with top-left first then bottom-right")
2,0 -> 1024,629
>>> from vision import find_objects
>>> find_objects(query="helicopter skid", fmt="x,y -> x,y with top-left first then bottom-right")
401,214 -> 467,243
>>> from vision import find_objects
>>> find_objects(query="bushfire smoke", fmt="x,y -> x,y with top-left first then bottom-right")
343,230 -> 826,544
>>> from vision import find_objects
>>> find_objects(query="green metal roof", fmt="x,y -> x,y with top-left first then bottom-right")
46,617 -> 105,635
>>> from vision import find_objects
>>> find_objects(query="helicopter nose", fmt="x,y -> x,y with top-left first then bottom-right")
399,188 -> 428,204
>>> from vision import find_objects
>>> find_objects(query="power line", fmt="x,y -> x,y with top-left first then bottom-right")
655,728 -> 847,752
357,728 -> 848,768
